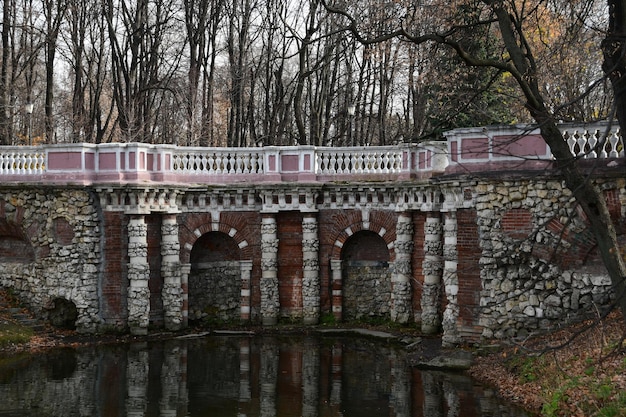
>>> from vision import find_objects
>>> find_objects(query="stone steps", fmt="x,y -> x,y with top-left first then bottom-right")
0,302 -> 47,333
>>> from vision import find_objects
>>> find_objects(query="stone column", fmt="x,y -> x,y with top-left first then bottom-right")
421,213 -> 443,334
127,215 -> 150,335
161,214 -> 183,331
240,260 -> 253,322
302,215 -> 320,324
391,212 -> 413,323
160,341 -> 185,416
260,339 -> 279,417
330,260 -> 343,321
442,211 -> 460,347
239,339 -> 251,412
261,214 -> 280,325
302,337 -> 319,417
180,264 -> 191,328
390,351 -> 410,417
126,346 -> 149,416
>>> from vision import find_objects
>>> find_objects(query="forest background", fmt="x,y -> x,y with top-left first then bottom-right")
0,0 -> 613,148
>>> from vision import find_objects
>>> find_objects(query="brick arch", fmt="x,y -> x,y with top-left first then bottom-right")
179,216 -> 251,263
0,217 -> 35,262
328,211 -> 397,261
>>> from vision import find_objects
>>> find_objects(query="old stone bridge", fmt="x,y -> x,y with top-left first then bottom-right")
0,123 -> 623,344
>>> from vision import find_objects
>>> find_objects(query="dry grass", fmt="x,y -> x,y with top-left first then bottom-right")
470,311 -> 626,416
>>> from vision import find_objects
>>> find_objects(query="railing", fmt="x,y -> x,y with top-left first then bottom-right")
0,122 -> 621,185
171,148 -> 265,174
444,122 -> 624,165
315,147 -> 404,175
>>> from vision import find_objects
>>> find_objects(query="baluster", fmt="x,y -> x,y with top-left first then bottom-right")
249,153 -> 257,173
329,152 -> 337,174
383,152 -> 390,174
376,152 -> 383,172
26,153 -> 33,174
586,131 -> 598,158
215,153 -> 223,174
565,131 -> 576,156
356,152 -> 364,173
608,131 -> 620,158
241,152 -> 248,173
575,131 -> 587,157
321,152 -> 329,174
236,153 -> 244,174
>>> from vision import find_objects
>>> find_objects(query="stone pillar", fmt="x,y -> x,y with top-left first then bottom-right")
127,215 -> 150,335
391,212 -> 413,323
442,211 -> 460,347
161,214 -> 183,331
422,371 -> 443,417
302,215 -> 320,324
180,264 -> 190,328
330,260 -> 343,321
260,339 -> 279,417
330,344 -> 342,407
126,346 -> 149,416
261,214 -> 280,325
302,337 -> 319,417
160,341 -> 186,416
390,351 -> 410,417
240,260 -> 253,322
239,339 -> 251,413
421,213 -> 443,334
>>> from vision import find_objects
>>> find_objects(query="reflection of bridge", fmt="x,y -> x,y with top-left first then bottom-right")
0,336 -> 515,416
0,123 -> 623,344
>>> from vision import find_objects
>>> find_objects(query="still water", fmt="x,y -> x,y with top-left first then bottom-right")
0,334 -> 530,417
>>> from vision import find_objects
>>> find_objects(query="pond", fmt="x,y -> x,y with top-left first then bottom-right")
0,334 -> 531,416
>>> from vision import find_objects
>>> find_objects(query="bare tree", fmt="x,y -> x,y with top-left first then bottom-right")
323,0 -> 626,319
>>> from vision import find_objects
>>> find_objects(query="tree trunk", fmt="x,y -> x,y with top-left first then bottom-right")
603,0 -> 626,130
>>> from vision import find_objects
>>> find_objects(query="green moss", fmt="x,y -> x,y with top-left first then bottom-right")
0,323 -> 33,348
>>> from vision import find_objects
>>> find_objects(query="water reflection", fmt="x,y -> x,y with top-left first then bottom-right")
0,335 -> 530,417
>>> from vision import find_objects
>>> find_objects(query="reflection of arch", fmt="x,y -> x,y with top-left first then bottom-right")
188,232 -> 244,323
341,230 -> 391,320
0,218 -> 35,262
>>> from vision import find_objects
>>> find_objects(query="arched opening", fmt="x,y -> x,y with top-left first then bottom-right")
48,298 -> 78,330
341,230 -> 391,321
188,231 -> 241,324
0,219 -> 35,263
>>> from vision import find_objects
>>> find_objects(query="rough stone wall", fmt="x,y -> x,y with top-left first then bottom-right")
0,188 -> 101,332
475,178 -> 624,340
188,261 -> 241,321
342,261 -> 391,320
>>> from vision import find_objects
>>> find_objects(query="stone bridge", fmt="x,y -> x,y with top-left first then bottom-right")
0,123 -> 623,344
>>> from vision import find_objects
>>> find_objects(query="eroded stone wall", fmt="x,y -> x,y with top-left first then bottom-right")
0,188 -> 101,332
474,178 -> 624,339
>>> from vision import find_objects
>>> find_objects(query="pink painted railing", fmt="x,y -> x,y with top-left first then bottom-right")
0,141 -> 447,185
0,123 -> 621,185
444,122 -> 624,167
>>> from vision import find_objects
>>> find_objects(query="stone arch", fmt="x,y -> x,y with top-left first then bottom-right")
188,231 -> 244,323
0,218 -> 35,262
340,230 -> 391,321
330,219 -> 395,261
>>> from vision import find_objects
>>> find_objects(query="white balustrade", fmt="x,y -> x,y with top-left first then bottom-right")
0,149 -> 45,174
561,125 -> 624,159
315,147 -> 404,175
171,149 -> 264,174
0,122 -> 620,184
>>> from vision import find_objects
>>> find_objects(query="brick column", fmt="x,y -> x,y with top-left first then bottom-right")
330,260 -> 343,321
391,212 -> 413,323
161,214 -> 183,331
442,211 -> 460,346
421,213 -> 443,334
261,214 -> 279,325
302,214 -> 320,324
127,215 -> 150,335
